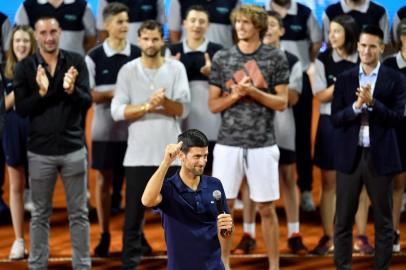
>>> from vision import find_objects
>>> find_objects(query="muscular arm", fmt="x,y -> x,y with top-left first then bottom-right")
315,84 -> 334,103
245,83 -> 288,111
288,89 -> 299,107
208,85 -> 241,113
91,89 -> 114,104
154,98 -> 183,117
142,142 -> 182,207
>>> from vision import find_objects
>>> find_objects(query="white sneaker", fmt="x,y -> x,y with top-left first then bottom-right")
300,191 -> 316,212
9,239 -> 27,260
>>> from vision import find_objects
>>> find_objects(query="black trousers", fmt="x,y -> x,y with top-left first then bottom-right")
294,73 -> 314,192
122,166 -> 179,270
334,148 -> 393,270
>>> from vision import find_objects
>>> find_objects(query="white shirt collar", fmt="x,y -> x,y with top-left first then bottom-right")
340,0 -> 370,14
359,61 -> 380,76
396,52 -> 406,69
332,49 -> 358,63
266,1 -> 298,15
38,0 -> 75,4
103,40 -> 131,57
182,39 -> 209,54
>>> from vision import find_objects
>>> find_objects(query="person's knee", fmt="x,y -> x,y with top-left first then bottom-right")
257,202 -> 276,220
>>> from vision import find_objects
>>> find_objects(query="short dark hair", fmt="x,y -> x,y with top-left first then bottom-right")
34,15 -> 60,29
360,25 -> 384,42
178,129 -> 209,153
331,14 -> 359,55
396,18 -> 406,50
102,2 -> 129,22
185,5 -> 210,20
137,20 -> 163,38
266,10 -> 283,28
273,0 -> 291,7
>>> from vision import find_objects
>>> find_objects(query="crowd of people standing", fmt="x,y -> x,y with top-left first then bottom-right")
0,1 -> 406,270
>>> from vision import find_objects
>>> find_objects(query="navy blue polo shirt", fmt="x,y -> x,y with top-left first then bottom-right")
157,172 -> 229,270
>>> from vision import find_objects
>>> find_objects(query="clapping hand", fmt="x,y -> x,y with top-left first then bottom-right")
355,83 -> 372,108
148,88 -> 166,111
200,53 -> 212,77
63,66 -> 78,95
36,65 -> 49,97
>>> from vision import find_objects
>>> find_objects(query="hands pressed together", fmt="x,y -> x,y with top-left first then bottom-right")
230,76 -> 255,100
355,83 -> 374,109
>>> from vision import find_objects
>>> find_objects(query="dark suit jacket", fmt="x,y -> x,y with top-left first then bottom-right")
331,65 -> 406,175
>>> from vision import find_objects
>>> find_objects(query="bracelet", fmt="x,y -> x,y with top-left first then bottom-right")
140,103 -> 151,113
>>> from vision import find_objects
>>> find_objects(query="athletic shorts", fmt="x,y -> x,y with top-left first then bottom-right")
212,144 -> 280,202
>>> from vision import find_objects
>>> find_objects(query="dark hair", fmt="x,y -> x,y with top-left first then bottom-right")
102,2 -> 129,22
273,0 -> 291,7
331,14 -> 359,55
396,18 -> 406,50
185,5 -> 210,20
137,20 -> 163,38
34,15 -> 60,29
360,25 -> 384,42
266,10 -> 283,28
178,129 -> 208,153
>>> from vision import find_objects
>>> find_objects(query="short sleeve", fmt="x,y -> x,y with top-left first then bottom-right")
208,51 -> 224,88
168,0 -> 182,32
313,58 -> 328,94
307,11 -> 322,43
83,4 -> 96,38
96,0 -> 107,30
273,50 -> 289,86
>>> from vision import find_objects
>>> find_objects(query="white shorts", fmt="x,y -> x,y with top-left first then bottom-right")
212,144 -> 280,202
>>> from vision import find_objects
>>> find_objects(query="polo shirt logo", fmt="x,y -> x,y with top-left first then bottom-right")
64,14 -> 78,22
290,24 -> 303,32
141,5 -> 153,12
102,69 -> 109,75
216,7 -> 229,15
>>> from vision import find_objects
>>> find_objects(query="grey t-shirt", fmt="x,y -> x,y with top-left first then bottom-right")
209,44 -> 289,148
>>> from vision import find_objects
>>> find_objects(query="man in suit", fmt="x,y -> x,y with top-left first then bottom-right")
332,25 -> 406,270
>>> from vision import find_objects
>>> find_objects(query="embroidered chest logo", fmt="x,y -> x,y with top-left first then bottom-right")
290,24 -> 303,32
141,5 -> 153,12
64,14 -> 78,22
216,7 -> 230,15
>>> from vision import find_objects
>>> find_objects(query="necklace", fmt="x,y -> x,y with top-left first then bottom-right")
142,66 -> 159,91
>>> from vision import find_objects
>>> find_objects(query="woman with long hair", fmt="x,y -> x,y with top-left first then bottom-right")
2,25 -> 36,260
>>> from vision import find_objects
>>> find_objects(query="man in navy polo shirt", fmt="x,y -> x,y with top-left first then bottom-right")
142,129 -> 233,270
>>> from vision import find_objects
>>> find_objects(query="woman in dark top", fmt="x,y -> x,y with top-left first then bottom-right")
2,25 -> 35,260
383,18 -> 406,253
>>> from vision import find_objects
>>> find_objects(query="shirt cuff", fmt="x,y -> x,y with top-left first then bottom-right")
352,102 -> 362,114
